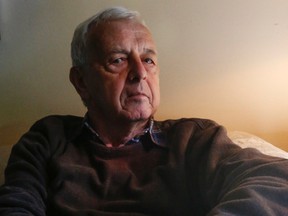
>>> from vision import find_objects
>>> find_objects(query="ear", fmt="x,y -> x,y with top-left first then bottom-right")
69,66 -> 89,103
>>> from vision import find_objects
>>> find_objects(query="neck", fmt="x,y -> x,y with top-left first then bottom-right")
87,112 -> 150,147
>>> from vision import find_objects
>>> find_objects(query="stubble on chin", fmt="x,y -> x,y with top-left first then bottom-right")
121,100 -> 155,121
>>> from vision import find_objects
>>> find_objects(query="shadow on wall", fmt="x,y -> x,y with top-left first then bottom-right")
257,131 -> 288,152
0,122 -> 32,147
0,123 -> 32,184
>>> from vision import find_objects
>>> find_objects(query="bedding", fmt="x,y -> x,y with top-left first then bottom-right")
228,131 -> 288,159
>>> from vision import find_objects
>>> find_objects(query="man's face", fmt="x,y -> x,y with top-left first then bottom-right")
80,20 -> 160,122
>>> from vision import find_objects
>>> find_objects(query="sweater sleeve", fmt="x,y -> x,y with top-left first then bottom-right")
197,125 -> 288,215
206,149 -> 288,215
0,121 -> 51,216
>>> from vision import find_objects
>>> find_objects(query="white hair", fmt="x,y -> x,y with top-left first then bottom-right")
71,7 -> 144,67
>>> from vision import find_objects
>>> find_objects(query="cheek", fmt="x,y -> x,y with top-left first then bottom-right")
149,76 -> 160,103
153,87 -> 161,107
151,74 -> 160,92
105,76 -> 127,102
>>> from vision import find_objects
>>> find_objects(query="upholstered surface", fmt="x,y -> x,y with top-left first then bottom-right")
0,131 -> 287,185
228,131 -> 288,159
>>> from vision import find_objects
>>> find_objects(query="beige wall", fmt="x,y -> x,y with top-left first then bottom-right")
0,0 -> 288,150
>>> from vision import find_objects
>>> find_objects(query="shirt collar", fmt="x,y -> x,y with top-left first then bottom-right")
82,114 -> 167,148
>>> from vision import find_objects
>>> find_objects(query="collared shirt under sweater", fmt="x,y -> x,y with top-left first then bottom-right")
0,115 -> 287,215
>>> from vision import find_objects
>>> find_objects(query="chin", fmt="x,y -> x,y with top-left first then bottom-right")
128,113 -> 151,122
121,102 -> 157,121
123,109 -> 154,122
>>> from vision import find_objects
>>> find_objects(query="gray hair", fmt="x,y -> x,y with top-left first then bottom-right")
71,7 -> 144,67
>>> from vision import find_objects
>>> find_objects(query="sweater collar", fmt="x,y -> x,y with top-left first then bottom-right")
78,114 -> 167,148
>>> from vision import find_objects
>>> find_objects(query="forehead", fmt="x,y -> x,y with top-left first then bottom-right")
86,20 -> 156,53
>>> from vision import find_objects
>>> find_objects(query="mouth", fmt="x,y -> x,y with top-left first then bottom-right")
127,92 -> 149,101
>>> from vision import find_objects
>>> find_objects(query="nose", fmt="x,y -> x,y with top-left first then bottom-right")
128,57 -> 147,82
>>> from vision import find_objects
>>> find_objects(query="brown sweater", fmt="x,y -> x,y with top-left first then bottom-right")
0,115 -> 288,215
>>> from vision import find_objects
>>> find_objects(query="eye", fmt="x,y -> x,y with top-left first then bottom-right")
112,57 -> 126,65
144,58 -> 155,65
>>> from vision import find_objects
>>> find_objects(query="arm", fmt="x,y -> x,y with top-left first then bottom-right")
0,122 -> 50,216
183,121 -> 288,215
191,124 -> 288,215
208,148 -> 288,215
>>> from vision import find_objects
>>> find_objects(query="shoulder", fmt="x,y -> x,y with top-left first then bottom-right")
29,115 -> 84,140
32,115 -> 83,127
155,118 -> 220,133
154,118 -> 227,151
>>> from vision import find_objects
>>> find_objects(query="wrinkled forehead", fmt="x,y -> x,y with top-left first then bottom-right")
86,20 -> 156,54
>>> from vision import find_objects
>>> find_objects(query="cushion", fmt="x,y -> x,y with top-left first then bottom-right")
228,131 -> 288,159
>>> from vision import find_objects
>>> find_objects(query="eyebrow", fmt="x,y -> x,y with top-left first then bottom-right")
108,49 -> 129,55
107,48 -> 157,56
144,48 -> 157,55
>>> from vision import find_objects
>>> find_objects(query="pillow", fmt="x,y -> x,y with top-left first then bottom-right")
228,131 -> 288,159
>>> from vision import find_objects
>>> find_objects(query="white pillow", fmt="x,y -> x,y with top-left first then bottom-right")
228,131 -> 288,159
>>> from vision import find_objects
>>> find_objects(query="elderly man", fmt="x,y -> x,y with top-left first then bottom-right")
0,7 -> 287,216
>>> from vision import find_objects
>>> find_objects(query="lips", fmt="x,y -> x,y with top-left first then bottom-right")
128,92 -> 148,97
127,92 -> 149,101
